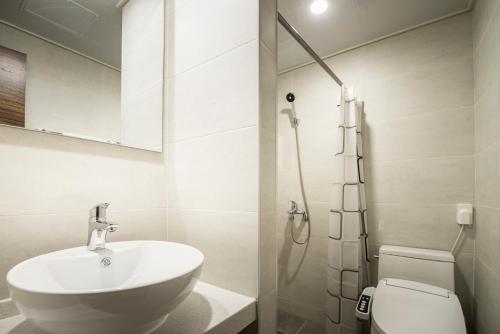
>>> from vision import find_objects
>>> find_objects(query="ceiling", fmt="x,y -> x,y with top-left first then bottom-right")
0,0 -> 122,68
278,0 -> 473,71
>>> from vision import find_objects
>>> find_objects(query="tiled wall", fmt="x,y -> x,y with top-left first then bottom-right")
0,128 -> 168,301
166,0 -> 260,298
121,0 -> 164,151
166,2 -> 277,332
277,13 -> 475,329
259,0 -> 278,332
472,0 -> 500,332
0,4 -> 169,305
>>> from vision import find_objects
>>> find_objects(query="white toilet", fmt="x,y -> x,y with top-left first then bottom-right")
370,245 -> 466,334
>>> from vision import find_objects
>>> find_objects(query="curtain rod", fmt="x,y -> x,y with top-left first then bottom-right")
278,12 -> 343,86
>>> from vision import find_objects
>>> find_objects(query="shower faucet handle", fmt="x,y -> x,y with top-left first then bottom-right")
288,200 -> 304,215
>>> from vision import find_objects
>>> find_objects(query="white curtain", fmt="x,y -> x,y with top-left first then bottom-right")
326,87 -> 370,334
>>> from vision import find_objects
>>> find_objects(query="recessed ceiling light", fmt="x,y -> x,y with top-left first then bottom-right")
310,0 -> 328,15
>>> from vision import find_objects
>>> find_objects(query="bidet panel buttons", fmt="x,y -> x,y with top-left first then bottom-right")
356,286 -> 375,320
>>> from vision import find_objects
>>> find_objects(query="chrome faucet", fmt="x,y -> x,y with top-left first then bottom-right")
288,200 -> 308,221
87,203 -> 119,251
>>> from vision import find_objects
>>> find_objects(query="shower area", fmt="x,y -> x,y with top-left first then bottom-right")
276,14 -> 370,334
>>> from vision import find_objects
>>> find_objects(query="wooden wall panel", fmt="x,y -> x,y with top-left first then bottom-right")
0,45 -> 26,127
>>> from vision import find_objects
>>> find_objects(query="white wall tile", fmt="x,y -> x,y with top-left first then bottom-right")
167,208 -> 258,297
167,0 -> 258,75
168,127 -> 259,212
0,127 -> 166,216
370,157 -> 474,205
470,0 -> 500,330
168,41 -> 259,142
277,13 -> 475,325
475,144 -> 499,207
0,208 -> 166,299
368,107 -> 474,161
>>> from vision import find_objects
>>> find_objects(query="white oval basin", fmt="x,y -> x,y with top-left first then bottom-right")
7,240 -> 204,334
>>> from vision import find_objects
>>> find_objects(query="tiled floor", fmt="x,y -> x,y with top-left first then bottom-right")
277,310 -> 324,334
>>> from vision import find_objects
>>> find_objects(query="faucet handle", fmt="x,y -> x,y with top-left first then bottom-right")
90,203 -> 110,221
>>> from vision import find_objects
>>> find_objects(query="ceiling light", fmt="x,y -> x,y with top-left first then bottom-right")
310,0 -> 328,15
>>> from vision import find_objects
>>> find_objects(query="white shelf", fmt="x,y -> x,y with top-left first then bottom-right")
0,281 -> 256,334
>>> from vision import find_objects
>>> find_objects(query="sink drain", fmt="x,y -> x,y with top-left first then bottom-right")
101,257 -> 112,267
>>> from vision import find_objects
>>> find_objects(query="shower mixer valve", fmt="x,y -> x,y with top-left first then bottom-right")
288,200 -> 308,221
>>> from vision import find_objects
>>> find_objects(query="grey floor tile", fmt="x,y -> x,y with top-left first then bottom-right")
277,309 -> 306,334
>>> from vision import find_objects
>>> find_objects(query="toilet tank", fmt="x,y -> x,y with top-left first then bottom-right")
378,245 -> 455,291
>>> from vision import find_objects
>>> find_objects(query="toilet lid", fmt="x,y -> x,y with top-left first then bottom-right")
372,279 -> 466,334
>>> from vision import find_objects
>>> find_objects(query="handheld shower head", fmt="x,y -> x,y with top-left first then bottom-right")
282,93 -> 300,128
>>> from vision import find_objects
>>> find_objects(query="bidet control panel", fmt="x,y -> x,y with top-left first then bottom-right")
355,287 -> 375,320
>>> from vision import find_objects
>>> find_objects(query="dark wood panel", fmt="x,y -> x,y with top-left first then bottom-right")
0,45 -> 27,127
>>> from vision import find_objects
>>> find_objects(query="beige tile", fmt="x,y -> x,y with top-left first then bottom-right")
275,13 -> 476,329
473,15 -> 498,102
291,65 -> 339,107
168,0 -> 258,75
168,41 -> 259,142
475,206 -> 500,276
0,213 -> 85,299
277,235 -> 328,271
362,14 -> 472,84
498,144 -> 500,208
259,0 -> 277,53
260,128 -> 277,213
325,47 -> 365,88
455,251 -> 474,329
167,209 -> 258,298
474,259 -> 500,333
277,308 -> 306,334
368,203 -> 475,252
168,127 -> 259,212
475,80 -> 500,152
475,144 -> 499,207
276,201 -> 329,239
278,297 -> 325,324
0,299 -> 18,319
362,54 -> 473,123
121,80 -> 163,151
106,209 -> 167,243
165,0 -> 193,14
369,156 -> 474,205
476,313 -> 494,334
0,127 -> 166,216
0,209 -> 167,299
368,107 -> 474,161
278,263 -> 327,312
297,320 -> 325,334
260,41 -> 277,132
276,72 -> 293,114
473,0 -> 497,47
258,289 -> 277,334
260,210 -> 277,296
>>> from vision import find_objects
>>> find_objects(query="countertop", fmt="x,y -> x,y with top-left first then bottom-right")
0,281 -> 256,334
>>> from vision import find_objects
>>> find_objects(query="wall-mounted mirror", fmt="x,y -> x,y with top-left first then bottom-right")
0,0 -> 164,152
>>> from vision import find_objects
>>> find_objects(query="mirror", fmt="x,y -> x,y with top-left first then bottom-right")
0,0 -> 164,152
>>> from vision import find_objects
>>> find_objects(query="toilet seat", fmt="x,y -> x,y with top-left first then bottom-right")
371,278 -> 466,334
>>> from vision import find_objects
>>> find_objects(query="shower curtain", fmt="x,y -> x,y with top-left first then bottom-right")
326,87 -> 370,334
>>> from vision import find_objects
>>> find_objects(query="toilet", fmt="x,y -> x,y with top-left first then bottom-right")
370,245 -> 466,334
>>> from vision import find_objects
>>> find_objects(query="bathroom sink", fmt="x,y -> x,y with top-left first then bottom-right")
6,240 -> 204,334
